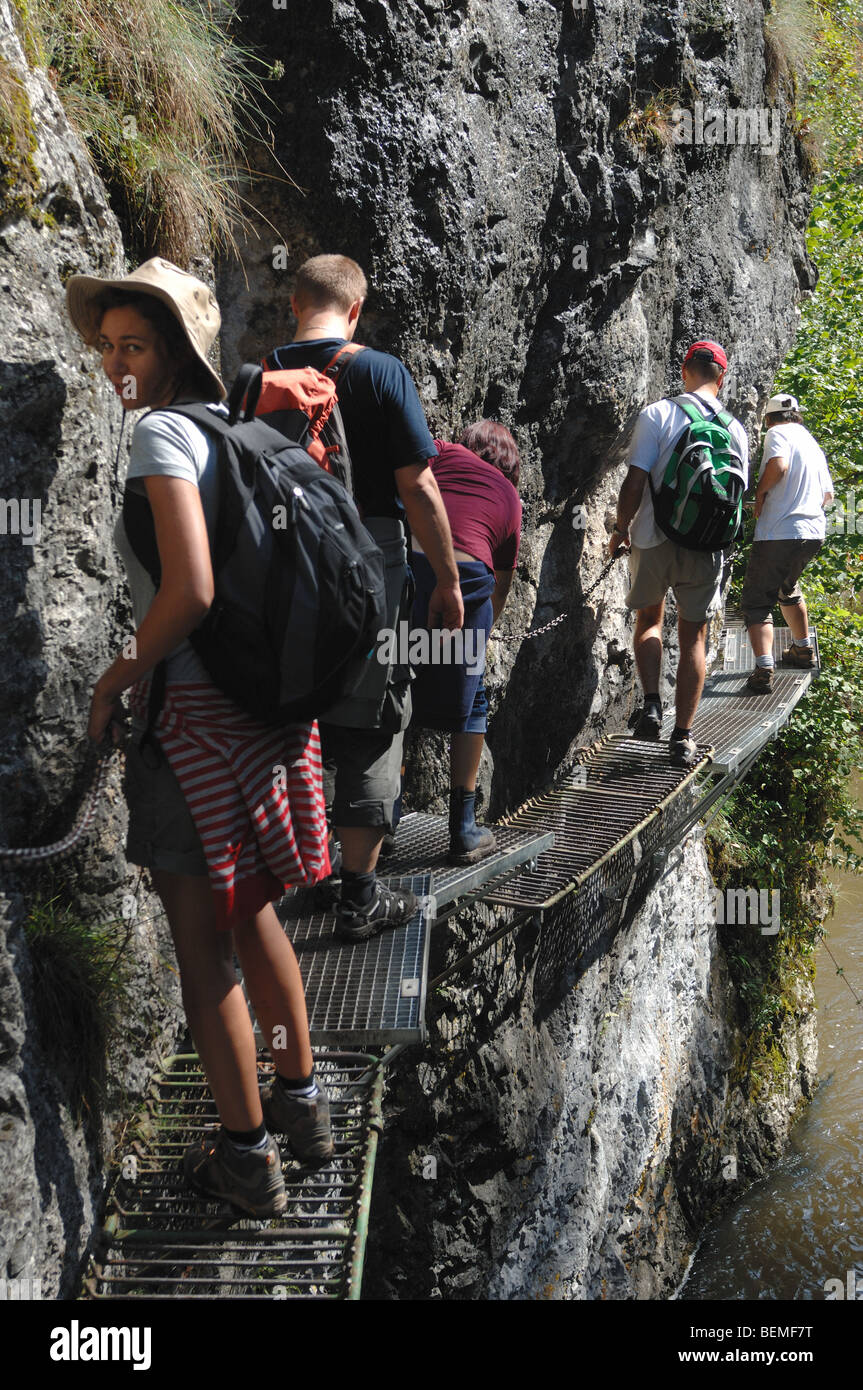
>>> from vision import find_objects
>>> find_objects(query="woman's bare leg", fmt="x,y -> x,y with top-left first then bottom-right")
232,903 -> 314,1081
152,869 -> 262,1131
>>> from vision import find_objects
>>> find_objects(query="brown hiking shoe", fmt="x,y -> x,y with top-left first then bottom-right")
746,665 -> 774,693
183,1128 -> 287,1217
781,642 -> 815,669
261,1082 -> 334,1165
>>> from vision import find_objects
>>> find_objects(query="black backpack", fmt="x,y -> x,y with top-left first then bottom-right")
123,365 -> 388,730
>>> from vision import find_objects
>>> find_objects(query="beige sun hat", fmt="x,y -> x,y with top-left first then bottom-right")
765,392 -> 799,414
66,256 -> 226,400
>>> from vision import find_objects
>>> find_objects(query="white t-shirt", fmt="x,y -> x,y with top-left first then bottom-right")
628,389 -> 750,549
114,405 -> 226,682
753,422 -> 833,541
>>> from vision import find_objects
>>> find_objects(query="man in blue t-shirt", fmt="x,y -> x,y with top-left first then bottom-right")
266,254 -> 464,942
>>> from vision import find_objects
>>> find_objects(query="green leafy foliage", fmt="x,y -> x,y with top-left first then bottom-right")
710,2 -> 863,1054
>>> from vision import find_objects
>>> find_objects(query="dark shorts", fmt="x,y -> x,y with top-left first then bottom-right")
319,723 -> 405,832
124,718 -> 209,876
740,538 -> 823,625
409,553 -> 495,734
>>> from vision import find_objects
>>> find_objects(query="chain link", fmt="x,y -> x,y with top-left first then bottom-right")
0,552 -> 626,858
496,551 -> 623,645
0,744 -> 116,864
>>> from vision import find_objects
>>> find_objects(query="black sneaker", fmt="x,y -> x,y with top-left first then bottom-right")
633,702 -> 663,740
336,880 -> 418,943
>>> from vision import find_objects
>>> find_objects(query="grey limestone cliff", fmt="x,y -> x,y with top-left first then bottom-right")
0,0 -> 818,1298
0,0 -> 182,1298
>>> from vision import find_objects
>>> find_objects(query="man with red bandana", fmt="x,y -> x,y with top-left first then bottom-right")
609,341 -> 749,766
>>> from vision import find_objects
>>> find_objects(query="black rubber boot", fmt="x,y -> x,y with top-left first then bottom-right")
447,787 -> 497,865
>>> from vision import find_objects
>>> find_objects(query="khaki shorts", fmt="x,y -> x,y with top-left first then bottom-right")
626,540 -> 723,624
124,719 -> 209,876
740,538 -> 822,625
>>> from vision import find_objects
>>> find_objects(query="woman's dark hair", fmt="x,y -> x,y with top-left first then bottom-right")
765,408 -> 805,427
95,289 -> 217,400
459,420 -> 521,488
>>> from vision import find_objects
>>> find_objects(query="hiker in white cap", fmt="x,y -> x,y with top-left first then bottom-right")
741,393 -> 834,691
66,258 -> 333,1217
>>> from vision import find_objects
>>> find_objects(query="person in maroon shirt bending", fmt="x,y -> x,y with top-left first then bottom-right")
410,421 -> 522,863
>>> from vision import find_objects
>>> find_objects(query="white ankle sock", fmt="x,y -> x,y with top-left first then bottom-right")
756,654 -> 775,668
227,1133 -> 270,1154
794,635 -> 813,648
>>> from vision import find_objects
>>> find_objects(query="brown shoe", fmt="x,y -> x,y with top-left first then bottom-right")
781,642 -> 815,669
746,666 -> 774,693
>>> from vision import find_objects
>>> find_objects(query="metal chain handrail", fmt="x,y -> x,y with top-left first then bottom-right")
0,744 -> 115,864
496,550 -> 624,645
0,554 -> 626,861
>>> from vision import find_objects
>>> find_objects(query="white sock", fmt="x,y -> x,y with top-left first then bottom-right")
227,1133 -> 270,1154
277,1076 -> 319,1101
794,635 -> 813,648
756,654 -> 775,668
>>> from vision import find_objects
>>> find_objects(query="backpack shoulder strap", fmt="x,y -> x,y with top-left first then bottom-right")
154,402 -> 231,432
322,342 -> 366,383
667,392 -> 714,422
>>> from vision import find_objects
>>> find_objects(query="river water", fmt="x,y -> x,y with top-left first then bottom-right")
680,809 -> 863,1302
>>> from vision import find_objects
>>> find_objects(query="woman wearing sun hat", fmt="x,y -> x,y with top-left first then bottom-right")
66,258 -> 333,1215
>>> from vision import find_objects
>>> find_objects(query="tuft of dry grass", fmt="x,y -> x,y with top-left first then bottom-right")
764,0 -> 821,101
15,0 -> 287,263
619,90 -> 680,152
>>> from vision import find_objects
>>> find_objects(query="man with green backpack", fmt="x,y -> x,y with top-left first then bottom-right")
609,341 -> 749,766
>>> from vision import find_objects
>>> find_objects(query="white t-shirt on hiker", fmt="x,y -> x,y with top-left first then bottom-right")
753,422 -> 833,542
627,389 -> 750,549
114,404 -> 226,683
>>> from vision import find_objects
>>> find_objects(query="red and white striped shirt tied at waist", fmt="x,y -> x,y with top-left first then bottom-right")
130,679 -> 331,929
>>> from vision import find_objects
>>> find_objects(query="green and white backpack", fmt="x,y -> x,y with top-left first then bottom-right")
649,394 -> 746,550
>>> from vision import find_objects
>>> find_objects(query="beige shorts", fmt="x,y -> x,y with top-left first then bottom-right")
626,540 -> 723,624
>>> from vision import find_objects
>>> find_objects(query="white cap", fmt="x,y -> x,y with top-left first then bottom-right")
765,393 -> 799,414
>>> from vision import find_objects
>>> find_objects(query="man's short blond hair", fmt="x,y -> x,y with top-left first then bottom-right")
293,254 -> 368,314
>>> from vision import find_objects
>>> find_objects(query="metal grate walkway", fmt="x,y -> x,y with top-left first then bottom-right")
682,626 -> 819,773
370,812 -> 554,908
279,875 -> 433,1046
483,737 -> 711,912
83,627 -> 821,1300
84,1051 -> 382,1301
277,816 -> 553,1045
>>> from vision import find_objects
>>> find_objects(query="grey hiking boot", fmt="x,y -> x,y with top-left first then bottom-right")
183,1128 -> 286,1217
262,1081 -> 334,1165
448,787 -> 497,865
632,701 -> 663,740
669,733 -> 698,768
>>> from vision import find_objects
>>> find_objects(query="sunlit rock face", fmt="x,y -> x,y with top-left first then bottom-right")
0,0 -> 815,1299
222,0 -> 813,816
219,0 -> 815,1299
